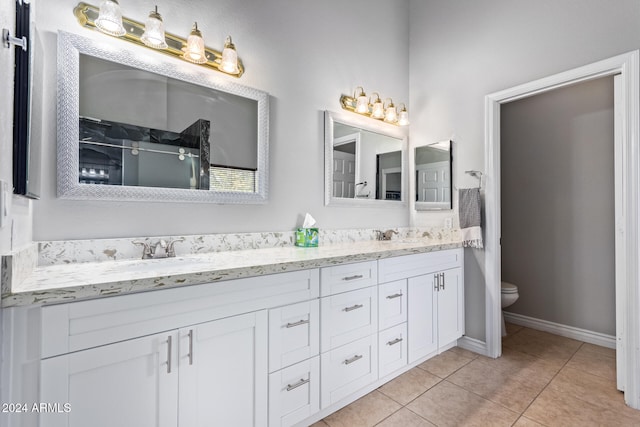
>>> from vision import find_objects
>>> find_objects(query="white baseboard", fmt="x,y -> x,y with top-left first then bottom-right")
457,336 -> 490,356
504,312 -> 616,349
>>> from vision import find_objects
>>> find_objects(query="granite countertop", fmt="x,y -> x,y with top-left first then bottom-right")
2,238 -> 462,307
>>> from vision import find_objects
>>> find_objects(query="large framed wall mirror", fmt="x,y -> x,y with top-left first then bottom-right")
57,31 -> 269,203
324,110 -> 407,207
415,140 -> 452,210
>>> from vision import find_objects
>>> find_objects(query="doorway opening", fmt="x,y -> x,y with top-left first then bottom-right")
483,52 -> 640,409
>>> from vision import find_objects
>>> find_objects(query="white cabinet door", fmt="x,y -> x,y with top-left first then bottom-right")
378,280 -> 407,330
268,356 -> 320,427
378,323 -> 408,378
320,334 -> 378,408
269,300 -> 320,372
437,268 -> 464,347
178,310 -> 268,427
40,332 -> 178,427
320,287 -> 378,352
407,274 -> 437,364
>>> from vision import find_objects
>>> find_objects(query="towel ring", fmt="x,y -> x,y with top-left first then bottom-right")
453,170 -> 483,190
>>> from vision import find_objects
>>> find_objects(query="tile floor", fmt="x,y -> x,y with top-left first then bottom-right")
312,323 -> 640,426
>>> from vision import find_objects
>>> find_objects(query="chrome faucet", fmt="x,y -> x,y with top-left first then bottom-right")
133,238 -> 185,259
375,229 -> 398,241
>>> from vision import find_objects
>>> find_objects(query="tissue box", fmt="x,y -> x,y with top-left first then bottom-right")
295,228 -> 319,247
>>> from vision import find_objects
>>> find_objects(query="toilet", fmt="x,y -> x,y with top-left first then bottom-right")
501,281 -> 519,336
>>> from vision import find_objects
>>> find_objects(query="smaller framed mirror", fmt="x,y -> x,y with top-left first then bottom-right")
415,140 -> 452,210
325,110 -> 407,207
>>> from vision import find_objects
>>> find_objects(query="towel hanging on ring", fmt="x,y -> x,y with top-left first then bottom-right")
458,187 -> 483,249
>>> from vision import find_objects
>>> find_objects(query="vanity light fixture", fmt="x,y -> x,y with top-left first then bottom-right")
339,88 -> 409,126
140,5 -> 168,49
73,2 -> 246,77
182,22 -> 207,64
94,0 -> 126,37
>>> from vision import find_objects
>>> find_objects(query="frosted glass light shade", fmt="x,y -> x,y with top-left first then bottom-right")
182,22 -> 207,64
95,0 -> 126,37
384,102 -> 398,123
398,108 -> 409,126
141,7 -> 168,49
355,95 -> 369,114
220,36 -> 239,74
371,94 -> 384,119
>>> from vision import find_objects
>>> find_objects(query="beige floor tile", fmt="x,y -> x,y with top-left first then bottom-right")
512,416 -> 546,426
565,344 -> 616,380
310,421 -> 330,427
323,390 -> 402,427
378,367 -> 441,405
476,346 -> 561,389
407,381 -> 519,427
449,346 -> 480,360
417,348 -> 474,378
375,408 -> 436,427
524,386 -> 640,427
548,366 -> 640,421
580,342 -> 616,358
505,322 -> 524,336
502,327 -> 581,364
448,358 -> 544,412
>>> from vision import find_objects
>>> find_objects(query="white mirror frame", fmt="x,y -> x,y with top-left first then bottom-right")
324,110 -> 408,207
57,31 -> 269,203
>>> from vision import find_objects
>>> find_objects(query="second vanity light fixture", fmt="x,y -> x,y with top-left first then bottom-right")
75,1 -> 244,77
340,87 -> 409,126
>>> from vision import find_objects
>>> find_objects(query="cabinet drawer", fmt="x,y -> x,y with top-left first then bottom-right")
320,287 -> 378,352
320,261 -> 377,296
268,300 -> 320,373
41,269 -> 319,358
320,335 -> 378,409
378,280 -> 407,330
379,323 -> 408,378
268,356 -> 320,427
378,248 -> 462,283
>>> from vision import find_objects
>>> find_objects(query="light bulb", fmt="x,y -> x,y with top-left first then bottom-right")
95,0 -> 126,37
141,6 -> 168,49
384,100 -> 398,123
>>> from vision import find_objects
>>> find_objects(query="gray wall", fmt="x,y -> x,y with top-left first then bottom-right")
501,77 -> 615,335
409,0 -> 640,341
31,0 -> 410,240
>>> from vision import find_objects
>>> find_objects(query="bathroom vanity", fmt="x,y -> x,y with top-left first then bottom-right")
1,235 -> 463,427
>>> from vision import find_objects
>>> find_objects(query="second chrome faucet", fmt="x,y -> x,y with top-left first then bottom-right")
133,238 -> 185,259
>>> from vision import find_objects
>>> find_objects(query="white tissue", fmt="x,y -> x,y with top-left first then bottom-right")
302,213 -> 316,228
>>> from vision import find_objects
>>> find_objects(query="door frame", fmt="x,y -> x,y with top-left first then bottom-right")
484,51 -> 640,408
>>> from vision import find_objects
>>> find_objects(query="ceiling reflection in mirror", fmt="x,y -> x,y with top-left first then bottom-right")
415,140 -> 452,210
57,31 -> 269,203
325,111 -> 407,207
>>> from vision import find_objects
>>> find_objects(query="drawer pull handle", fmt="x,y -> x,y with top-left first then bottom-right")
285,319 -> 310,328
286,378 -> 310,391
386,292 -> 403,299
342,274 -> 364,281
166,335 -> 172,374
343,304 -> 364,312
344,354 -> 363,365
387,337 -> 404,346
